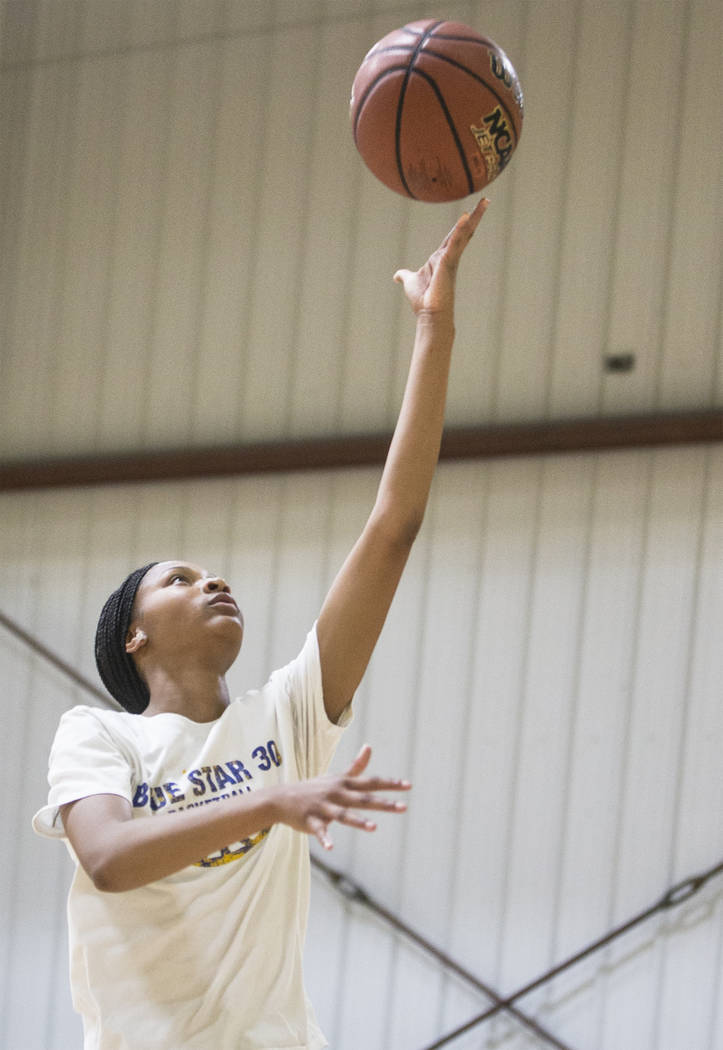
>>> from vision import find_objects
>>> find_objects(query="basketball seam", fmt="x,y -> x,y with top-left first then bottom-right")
409,67 -> 475,197
418,48 -> 520,141
351,65 -> 410,143
396,20 -> 445,198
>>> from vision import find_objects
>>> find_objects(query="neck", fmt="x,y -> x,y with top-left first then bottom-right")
142,666 -> 231,722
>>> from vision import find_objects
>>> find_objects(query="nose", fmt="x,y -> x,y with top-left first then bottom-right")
203,574 -> 230,594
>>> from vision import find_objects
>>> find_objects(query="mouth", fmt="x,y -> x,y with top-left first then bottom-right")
207,594 -> 239,612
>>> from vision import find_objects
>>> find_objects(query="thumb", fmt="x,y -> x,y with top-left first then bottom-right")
345,743 -> 372,777
393,268 -> 411,286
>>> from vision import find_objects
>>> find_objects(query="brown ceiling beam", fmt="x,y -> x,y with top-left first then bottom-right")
1,411 -> 721,492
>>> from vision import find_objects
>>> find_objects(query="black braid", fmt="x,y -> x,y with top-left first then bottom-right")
94,563 -> 158,714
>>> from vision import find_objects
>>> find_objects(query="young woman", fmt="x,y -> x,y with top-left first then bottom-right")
33,198 -> 489,1050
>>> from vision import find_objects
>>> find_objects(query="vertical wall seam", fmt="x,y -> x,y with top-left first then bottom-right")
439,462 -> 490,1031
0,498 -> 43,1048
232,0 -> 276,441
648,444 -> 713,1049
93,2 -> 134,451
187,31 -> 225,446
712,204 -> 723,407
599,0 -> 637,416
138,3 -> 180,449
44,488 -> 94,1047
546,455 -> 598,995
493,457 -> 545,988
44,4 -> 84,453
597,447 -> 654,1046
486,0 -> 527,427
334,125 -> 365,432
327,883 -> 352,1045
704,896 -> 723,1050
380,521 -> 435,1045
262,473 -> 287,679
282,11 -> 325,439
542,0 -> 583,422
0,0 -> 41,452
653,0 -> 692,410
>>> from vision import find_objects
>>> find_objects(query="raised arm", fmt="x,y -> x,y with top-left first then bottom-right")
317,198 -> 490,723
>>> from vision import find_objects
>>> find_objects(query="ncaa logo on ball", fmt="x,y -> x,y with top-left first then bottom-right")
470,106 -> 513,180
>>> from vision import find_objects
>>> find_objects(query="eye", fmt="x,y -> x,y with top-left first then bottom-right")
169,573 -> 189,584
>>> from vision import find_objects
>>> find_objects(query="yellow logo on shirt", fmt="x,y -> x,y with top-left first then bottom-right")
196,827 -> 270,868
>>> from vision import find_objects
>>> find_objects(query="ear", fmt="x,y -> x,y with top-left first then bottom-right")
125,626 -> 148,654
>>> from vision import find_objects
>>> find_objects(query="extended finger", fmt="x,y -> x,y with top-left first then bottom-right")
336,788 -> 408,813
334,806 -> 377,832
464,195 -> 490,235
307,815 -> 333,851
443,196 -> 490,257
345,743 -> 372,777
344,775 -> 412,793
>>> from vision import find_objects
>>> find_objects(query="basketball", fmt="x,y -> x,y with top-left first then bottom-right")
350,19 -> 524,203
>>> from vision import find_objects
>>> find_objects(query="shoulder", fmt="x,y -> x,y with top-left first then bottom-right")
50,704 -> 143,762
55,703 -> 134,739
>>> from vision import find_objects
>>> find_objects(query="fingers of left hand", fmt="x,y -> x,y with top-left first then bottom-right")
446,196 -> 489,251
338,789 -> 408,813
308,815 -> 333,850
345,744 -> 372,777
337,806 -> 377,831
344,775 -> 412,793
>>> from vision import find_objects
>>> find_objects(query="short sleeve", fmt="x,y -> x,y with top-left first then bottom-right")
32,706 -> 135,838
273,622 -> 352,780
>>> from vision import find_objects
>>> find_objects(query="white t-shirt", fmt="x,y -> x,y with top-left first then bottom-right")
33,626 -> 350,1050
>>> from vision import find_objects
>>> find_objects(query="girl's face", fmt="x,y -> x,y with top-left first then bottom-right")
127,561 -> 244,669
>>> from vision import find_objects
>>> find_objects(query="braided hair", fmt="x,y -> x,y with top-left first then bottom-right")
94,563 -> 158,714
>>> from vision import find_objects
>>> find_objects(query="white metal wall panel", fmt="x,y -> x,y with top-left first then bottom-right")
605,0 -> 687,417
659,0 -> 722,413
544,1 -> 633,420
1,0 -> 721,463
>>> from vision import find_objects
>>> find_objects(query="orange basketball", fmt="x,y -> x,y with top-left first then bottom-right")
350,19 -> 524,203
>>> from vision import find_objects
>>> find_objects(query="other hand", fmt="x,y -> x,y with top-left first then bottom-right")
275,744 -> 411,850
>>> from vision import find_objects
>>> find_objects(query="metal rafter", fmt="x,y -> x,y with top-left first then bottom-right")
1,411 -> 721,491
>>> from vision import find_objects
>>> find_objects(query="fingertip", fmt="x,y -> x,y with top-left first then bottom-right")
357,742 -> 372,764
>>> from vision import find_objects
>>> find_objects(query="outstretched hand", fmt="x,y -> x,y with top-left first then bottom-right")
276,744 -> 411,851
394,196 -> 489,318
